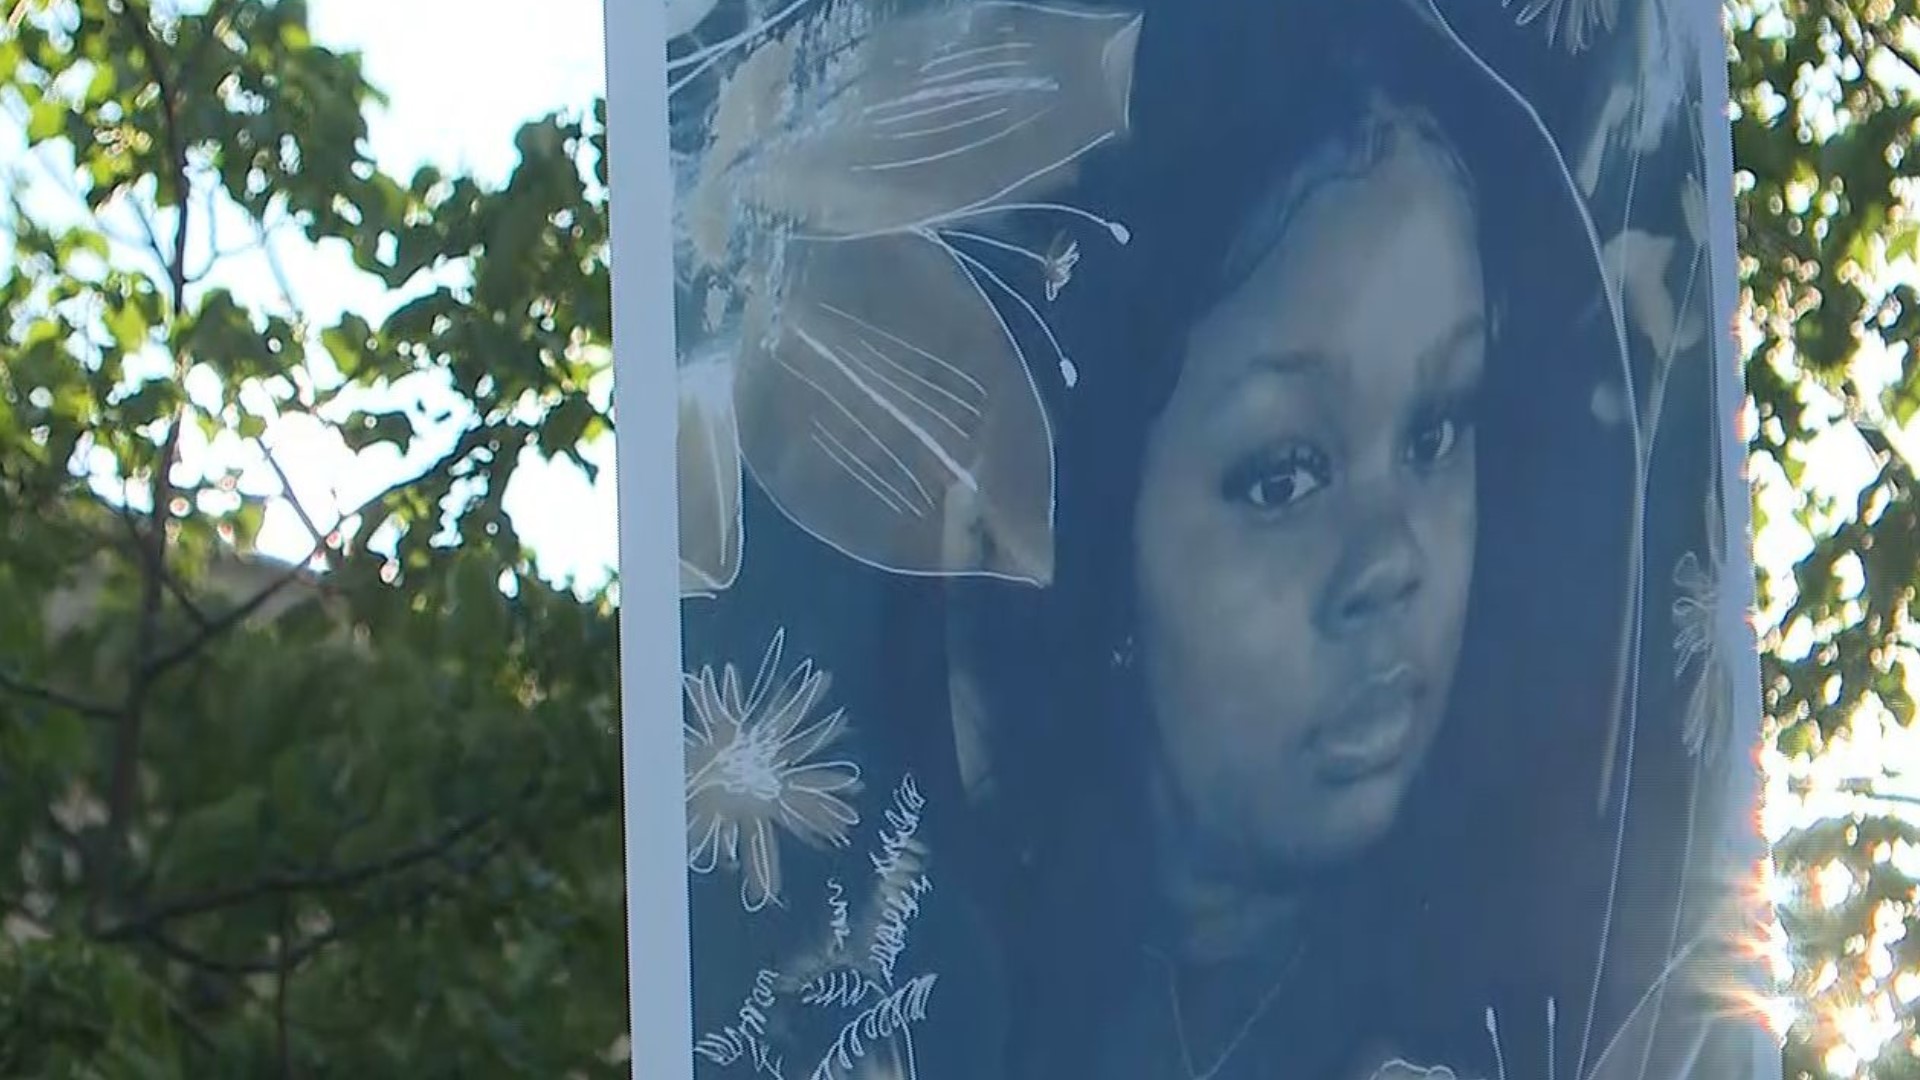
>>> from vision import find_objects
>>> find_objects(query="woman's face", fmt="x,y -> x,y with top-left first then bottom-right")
1133,129 -> 1484,879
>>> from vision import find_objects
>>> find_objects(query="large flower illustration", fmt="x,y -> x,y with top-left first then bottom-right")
666,0 -> 722,40
668,0 -> 1144,596
685,629 -> 864,912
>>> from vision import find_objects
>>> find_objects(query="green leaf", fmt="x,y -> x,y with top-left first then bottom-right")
25,98 -> 65,143
1889,221 -> 1920,263
321,313 -> 376,378
103,299 -> 150,355
341,409 -> 415,454
1776,719 -> 1816,759
537,395 -> 595,459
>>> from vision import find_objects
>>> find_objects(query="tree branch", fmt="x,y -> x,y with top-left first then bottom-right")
98,799 -> 507,940
138,516 -> 335,679
139,835 -> 509,978
137,423 -> 498,682
259,437 -> 342,575
1848,5 -> 1920,90
1835,778 -> 1920,808
107,0 -> 196,871
119,2 -> 191,282
0,665 -> 119,722
126,201 -> 174,282
275,897 -> 293,1079
110,501 -> 213,629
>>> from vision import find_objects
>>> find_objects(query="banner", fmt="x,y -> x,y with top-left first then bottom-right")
607,1 -> 1780,1077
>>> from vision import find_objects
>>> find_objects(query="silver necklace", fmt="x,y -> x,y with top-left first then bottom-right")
1159,945 -> 1305,1080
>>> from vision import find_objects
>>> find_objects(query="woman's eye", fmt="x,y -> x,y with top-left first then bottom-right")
1223,448 -> 1331,511
1407,410 -> 1472,467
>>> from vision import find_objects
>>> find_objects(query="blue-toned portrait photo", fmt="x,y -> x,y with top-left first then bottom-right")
653,1 -> 1776,1077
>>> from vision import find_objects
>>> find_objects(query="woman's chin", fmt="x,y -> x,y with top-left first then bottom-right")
1263,771 -> 1415,868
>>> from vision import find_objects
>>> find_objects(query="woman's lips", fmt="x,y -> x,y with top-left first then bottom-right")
1310,664 -> 1423,783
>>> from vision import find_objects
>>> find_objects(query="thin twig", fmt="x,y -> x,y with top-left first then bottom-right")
258,438 -> 340,572
1845,3 -> 1920,89
139,836 -> 509,977
127,202 -> 174,281
98,501 -> 206,629
120,3 -> 191,285
135,423 -> 496,682
97,800 -> 507,939
258,216 -> 306,317
0,666 -> 120,722
138,535 -> 328,677
0,102 -> 162,260
275,897 -> 293,1079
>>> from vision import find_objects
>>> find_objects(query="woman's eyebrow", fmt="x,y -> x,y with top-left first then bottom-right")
1240,313 -> 1485,383
1247,349 -> 1332,378
1418,314 -> 1488,375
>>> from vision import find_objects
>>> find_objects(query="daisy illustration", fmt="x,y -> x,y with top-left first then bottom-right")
1502,0 -> 1621,53
1671,520 -> 1729,763
685,629 -> 864,912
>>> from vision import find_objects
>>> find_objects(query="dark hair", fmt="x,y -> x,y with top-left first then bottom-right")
942,1 -> 1641,1075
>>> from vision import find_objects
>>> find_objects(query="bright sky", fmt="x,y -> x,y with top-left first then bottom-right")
5,0 -> 612,589
174,0 -> 616,591
274,0 -> 612,588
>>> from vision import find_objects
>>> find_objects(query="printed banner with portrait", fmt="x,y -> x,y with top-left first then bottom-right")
606,1 -> 1780,1077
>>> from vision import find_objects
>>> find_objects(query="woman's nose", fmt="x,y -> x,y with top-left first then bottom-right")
1318,495 -> 1423,634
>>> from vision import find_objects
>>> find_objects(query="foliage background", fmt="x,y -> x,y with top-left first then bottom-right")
0,0 -> 1916,1076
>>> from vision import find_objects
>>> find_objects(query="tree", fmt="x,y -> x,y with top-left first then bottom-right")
1730,1 -> 1920,1076
0,1 -> 627,1074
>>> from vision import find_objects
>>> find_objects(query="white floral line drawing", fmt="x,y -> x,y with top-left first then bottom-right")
792,776 -> 937,1080
779,773 -> 933,999
685,628 -> 864,913
695,968 -> 789,1077
668,0 -> 1145,597
1371,1058 -> 1478,1080
691,773 -> 940,1080
668,0 -> 820,94
1499,0 -> 1715,799
1671,494 -> 1729,767
1411,8 -> 1652,1069
1582,172 -> 1723,1080
1501,0 -> 1620,54
1492,4 -> 1732,1072
1371,937 -> 1727,1080
1622,479 -> 1738,1080
1449,2 -> 1741,1076
1570,0 -> 1697,204
807,973 -> 939,1080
